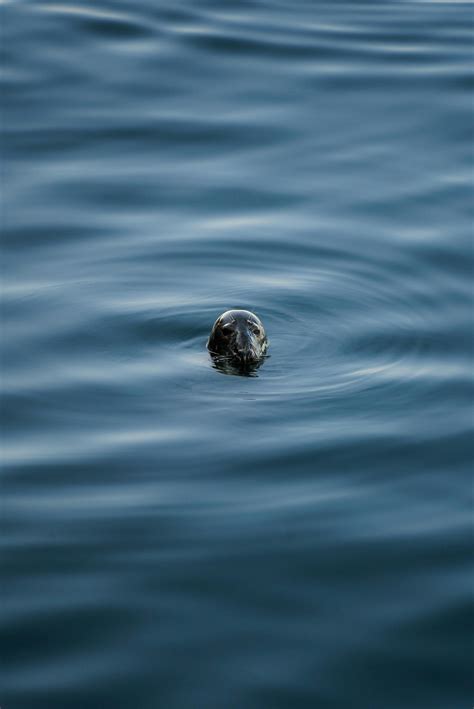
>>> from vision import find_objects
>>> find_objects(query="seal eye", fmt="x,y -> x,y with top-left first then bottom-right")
222,327 -> 233,337
252,327 -> 261,336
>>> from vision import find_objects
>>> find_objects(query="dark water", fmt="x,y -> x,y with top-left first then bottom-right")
2,1 -> 473,707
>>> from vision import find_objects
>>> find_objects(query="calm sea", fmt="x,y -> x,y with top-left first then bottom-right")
2,1 -> 473,707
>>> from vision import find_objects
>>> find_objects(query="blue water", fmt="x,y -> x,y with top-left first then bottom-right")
2,1 -> 473,707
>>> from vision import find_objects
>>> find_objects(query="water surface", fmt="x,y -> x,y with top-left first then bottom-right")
2,1 -> 473,707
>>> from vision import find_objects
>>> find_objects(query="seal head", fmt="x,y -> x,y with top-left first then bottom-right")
207,309 -> 268,366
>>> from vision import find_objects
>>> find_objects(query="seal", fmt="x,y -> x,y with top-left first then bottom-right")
207,310 -> 268,367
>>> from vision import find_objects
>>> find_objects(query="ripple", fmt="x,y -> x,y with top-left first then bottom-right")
177,255 -> 431,401
39,4 -> 151,39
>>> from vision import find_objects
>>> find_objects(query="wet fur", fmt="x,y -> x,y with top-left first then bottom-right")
207,309 -> 268,364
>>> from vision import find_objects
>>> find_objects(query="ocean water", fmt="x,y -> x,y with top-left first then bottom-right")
2,1 -> 473,707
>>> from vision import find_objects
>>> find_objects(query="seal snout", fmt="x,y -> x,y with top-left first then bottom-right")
235,326 -> 255,362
